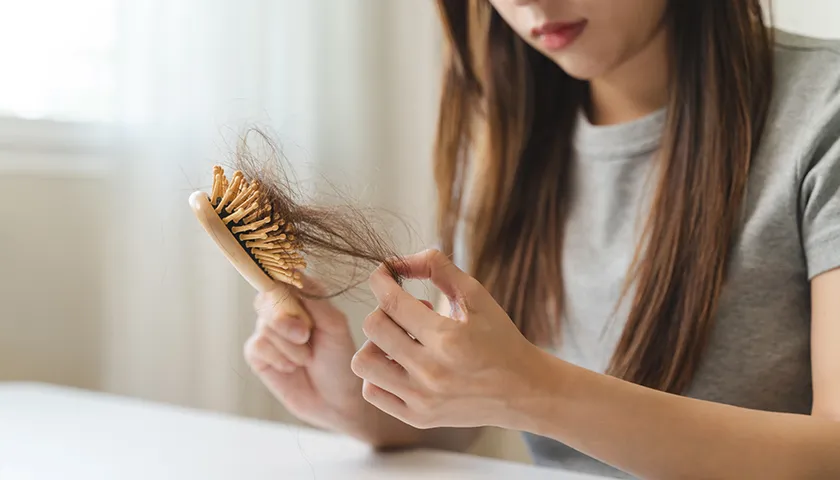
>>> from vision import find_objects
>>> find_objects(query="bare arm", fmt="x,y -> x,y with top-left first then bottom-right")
506,268 -> 840,479
811,270 -> 840,421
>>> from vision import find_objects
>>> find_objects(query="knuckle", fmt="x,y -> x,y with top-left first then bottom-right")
243,339 -> 257,363
350,354 -> 365,377
277,317 -> 304,337
361,381 -> 379,402
399,386 -> 422,406
461,276 -> 484,298
429,247 -> 446,261
362,310 -> 386,335
276,358 -> 296,373
243,335 -> 264,363
263,313 -> 306,341
255,322 -> 274,339
265,311 -> 290,329
350,346 -> 374,376
251,335 -> 273,355
361,313 -> 375,334
254,295 -> 281,318
426,248 -> 450,268
281,344 -> 307,366
380,291 -> 399,314
294,343 -> 313,363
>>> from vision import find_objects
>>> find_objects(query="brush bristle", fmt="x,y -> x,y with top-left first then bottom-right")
210,165 -> 305,289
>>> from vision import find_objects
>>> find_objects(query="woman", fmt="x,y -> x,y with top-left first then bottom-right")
245,1 -> 840,478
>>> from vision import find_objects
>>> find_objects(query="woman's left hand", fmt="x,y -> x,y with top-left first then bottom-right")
350,249 -> 546,430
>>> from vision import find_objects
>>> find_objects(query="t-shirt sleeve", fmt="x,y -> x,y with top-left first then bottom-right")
799,97 -> 840,280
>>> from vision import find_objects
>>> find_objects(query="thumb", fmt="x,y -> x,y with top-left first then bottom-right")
387,248 -> 477,300
262,282 -> 314,331
295,274 -> 350,335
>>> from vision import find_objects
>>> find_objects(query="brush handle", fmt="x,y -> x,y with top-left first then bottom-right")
189,191 -> 313,329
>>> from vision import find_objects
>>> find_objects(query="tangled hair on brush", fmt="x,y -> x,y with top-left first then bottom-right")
227,127 -> 410,298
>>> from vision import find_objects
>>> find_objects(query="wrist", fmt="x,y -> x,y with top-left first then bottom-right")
500,346 -> 578,436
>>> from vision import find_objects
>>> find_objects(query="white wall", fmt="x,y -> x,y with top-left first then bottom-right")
772,0 -> 840,39
0,175 -> 105,389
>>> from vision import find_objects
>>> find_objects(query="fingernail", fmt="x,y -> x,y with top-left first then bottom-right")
288,325 -> 310,344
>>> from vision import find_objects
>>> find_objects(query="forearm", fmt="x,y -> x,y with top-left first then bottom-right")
507,350 -> 840,480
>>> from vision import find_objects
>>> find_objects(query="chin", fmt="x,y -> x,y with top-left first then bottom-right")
550,55 -> 608,81
524,36 -> 611,81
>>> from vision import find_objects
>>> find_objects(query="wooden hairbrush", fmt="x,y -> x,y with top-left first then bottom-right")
189,166 -> 312,326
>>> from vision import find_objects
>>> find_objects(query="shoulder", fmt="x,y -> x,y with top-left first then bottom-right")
772,29 -> 840,84
764,30 -> 840,175
770,29 -> 840,120
773,28 -> 840,54
767,33 -> 840,275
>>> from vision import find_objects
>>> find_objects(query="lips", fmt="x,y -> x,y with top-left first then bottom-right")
531,20 -> 587,50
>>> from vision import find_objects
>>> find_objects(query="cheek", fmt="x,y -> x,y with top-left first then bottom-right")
550,26 -> 627,80
552,2 -> 667,80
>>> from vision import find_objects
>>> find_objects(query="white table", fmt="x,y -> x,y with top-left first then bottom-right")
0,382 -> 604,479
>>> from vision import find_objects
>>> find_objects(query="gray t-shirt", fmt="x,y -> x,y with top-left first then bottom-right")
455,30 -> 840,478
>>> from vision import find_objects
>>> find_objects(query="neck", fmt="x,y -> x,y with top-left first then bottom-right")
587,24 -> 670,126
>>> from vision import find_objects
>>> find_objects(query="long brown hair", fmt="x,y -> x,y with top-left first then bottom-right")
433,0 -> 775,394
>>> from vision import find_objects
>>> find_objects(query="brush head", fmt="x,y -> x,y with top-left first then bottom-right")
202,165 -> 305,289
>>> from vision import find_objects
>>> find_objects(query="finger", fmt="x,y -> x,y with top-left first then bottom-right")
361,379 -> 410,422
251,362 -> 317,414
255,290 -> 312,344
259,309 -> 312,354
297,295 -> 348,336
352,340 -> 415,399
261,284 -> 314,333
388,249 -> 476,300
295,274 -> 351,335
368,267 -> 444,342
257,322 -> 312,366
244,332 -> 297,373
256,304 -> 312,344
361,308 -> 422,365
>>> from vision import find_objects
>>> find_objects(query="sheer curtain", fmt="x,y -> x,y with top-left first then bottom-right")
100,0 -> 442,421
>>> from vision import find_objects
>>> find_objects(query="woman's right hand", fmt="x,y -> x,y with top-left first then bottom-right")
243,276 -> 371,435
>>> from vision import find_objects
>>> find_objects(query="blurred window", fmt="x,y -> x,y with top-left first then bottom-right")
0,0 -> 116,169
0,0 -> 117,124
